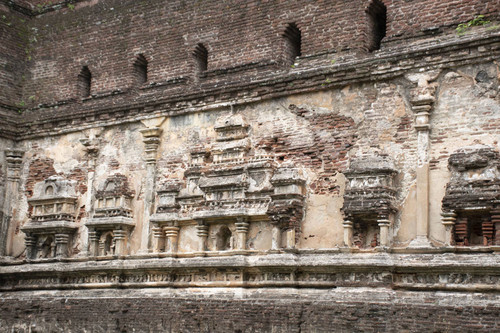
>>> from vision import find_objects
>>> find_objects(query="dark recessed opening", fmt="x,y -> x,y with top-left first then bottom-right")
283,23 -> 301,66
78,66 -> 92,97
366,0 -> 387,52
193,43 -> 208,74
216,226 -> 232,251
134,54 -> 148,85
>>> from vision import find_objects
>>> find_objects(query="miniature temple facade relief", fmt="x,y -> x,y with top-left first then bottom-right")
342,155 -> 398,248
441,145 -> 500,247
86,174 -> 135,256
3,62 -> 499,262
21,176 -> 79,259
150,112 -> 306,254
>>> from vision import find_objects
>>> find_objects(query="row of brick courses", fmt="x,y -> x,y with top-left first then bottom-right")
0,290 -> 499,332
0,3 -> 29,106
19,0 -> 366,106
384,0 -> 500,40
10,0 -> 498,110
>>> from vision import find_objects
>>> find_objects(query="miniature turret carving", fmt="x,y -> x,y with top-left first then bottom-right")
342,155 -> 398,248
150,111 -> 307,254
441,145 -> 500,246
22,176 -> 79,259
85,174 -> 135,256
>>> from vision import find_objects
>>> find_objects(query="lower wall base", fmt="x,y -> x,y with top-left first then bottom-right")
1,288 -> 499,332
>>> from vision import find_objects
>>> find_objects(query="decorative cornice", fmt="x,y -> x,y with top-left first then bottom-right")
1,253 -> 499,292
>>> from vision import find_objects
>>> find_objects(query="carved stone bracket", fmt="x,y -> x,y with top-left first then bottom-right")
79,128 -> 102,164
140,127 -> 163,165
407,73 -> 439,132
5,149 -> 25,182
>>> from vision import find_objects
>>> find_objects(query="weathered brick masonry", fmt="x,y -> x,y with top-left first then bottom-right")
1,0 -> 500,331
1,288 -> 499,332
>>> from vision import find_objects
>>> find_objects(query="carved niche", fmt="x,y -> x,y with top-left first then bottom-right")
22,176 -> 79,259
85,174 -> 135,256
342,155 -> 398,248
150,112 -> 306,254
441,145 -> 500,246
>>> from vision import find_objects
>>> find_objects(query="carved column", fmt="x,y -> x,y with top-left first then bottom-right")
271,223 -> 281,251
24,233 -> 37,259
55,233 -> 71,257
441,211 -> 456,246
196,220 -> 209,252
151,224 -> 165,253
377,213 -> 391,247
455,216 -> 468,246
481,215 -> 494,246
407,73 -> 438,248
235,217 -> 249,250
491,209 -> 500,246
88,229 -> 100,256
113,229 -> 127,255
1,149 -> 24,256
286,229 -> 296,249
343,217 -> 354,247
165,223 -> 180,254
98,239 -> 105,256
139,127 -> 162,254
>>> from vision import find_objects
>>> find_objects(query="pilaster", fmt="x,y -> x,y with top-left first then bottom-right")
343,218 -> 353,247
1,149 -> 25,256
24,234 -> 36,259
492,209 -> 500,246
113,229 -> 127,255
235,217 -> 249,250
196,220 -> 209,252
377,213 -> 391,247
271,223 -> 281,251
55,233 -> 71,257
441,212 -> 456,246
406,72 -> 439,248
164,223 -> 180,254
152,224 -> 165,253
80,130 -> 101,257
88,229 -> 100,256
138,127 -> 163,254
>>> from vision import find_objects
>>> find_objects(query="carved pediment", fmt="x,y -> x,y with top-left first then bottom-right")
152,112 -> 307,245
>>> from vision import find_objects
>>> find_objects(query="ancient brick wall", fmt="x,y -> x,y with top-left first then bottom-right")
0,0 -> 496,110
1,0 -> 500,331
384,0 -> 500,41
0,3 -> 28,107
18,0 -> 370,105
1,289 -> 499,332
